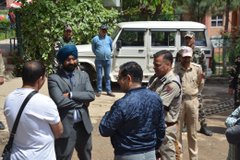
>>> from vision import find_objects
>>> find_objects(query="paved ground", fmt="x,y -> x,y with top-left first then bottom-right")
0,77 -> 233,160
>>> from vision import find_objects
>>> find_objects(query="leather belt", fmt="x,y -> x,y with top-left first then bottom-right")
182,94 -> 197,100
166,122 -> 177,127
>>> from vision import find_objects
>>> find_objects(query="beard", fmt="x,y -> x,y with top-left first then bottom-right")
63,64 -> 77,72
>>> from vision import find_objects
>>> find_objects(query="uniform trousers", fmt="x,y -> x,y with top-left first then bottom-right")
179,96 -> 199,160
198,80 -> 206,124
159,123 -> 180,160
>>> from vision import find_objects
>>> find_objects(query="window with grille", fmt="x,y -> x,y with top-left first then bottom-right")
211,15 -> 223,27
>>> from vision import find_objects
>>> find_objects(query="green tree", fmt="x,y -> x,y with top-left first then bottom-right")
121,0 -> 175,21
212,0 -> 240,73
14,0 -> 118,73
174,0 -> 214,22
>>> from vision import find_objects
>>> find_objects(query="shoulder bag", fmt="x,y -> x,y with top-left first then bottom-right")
1,90 -> 37,160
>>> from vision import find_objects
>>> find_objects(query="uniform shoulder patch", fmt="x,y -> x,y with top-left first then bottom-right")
165,84 -> 173,93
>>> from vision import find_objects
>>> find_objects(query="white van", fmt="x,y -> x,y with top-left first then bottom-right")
77,21 -> 212,82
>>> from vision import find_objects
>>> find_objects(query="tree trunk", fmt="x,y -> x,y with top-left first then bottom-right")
222,0 -> 231,74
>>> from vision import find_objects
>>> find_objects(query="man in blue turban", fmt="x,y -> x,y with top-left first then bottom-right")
48,44 -> 95,160
57,45 -> 78,65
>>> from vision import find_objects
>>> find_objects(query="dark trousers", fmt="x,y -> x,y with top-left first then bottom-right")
55,122 -> 92,160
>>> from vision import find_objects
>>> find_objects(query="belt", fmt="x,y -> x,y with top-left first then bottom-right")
166,122 -> 177,127
182,94 -> 198,100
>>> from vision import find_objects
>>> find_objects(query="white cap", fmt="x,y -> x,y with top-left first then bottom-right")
181,46 -> 193,57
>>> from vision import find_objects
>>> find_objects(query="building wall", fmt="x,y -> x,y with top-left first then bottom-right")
6,0 -> 14,8
204,12 -> 233,38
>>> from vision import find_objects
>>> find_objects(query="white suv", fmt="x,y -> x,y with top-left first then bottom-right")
77,21 -> 212,82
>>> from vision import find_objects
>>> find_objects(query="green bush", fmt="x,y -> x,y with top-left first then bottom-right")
0,19 -> 10,28
14,0 -> 118,74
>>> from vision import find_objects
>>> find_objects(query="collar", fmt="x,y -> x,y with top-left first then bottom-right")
159,70 -> 172,83
127,86 -> 146,93
180,63 -> 192,71
63,70 -> 75,77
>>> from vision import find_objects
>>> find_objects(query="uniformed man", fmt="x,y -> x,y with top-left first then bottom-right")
0,51 -> 5,130
55,24 -> 75,50
54,24 -> 75,72
228,55 -> 240,109
184,31 -> 212,136
148,50 -> 182,160
174,46 -> 203,160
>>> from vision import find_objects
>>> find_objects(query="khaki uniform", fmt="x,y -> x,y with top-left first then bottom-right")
176,47 -> 207,124
192,47 -> 207,124
174,62 -> 202,160
148,70 -> 182,160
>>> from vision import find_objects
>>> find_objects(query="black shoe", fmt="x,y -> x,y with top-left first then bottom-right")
0,121 -> 5,130
200,125 -> 213,136
96,92 -> 102,97
107,92 -> 115,97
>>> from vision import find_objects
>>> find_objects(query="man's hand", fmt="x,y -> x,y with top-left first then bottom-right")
156,150 -> 161,159
63,92 -> 69,98
0,76 -> 4,85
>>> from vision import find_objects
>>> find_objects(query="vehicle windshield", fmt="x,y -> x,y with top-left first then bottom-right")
110,26 -> 121,40
181,31 -> 207,47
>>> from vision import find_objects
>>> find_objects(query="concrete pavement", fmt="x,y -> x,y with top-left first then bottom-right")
0,77 -> 232,159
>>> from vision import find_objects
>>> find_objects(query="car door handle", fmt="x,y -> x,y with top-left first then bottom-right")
138,49 -> 144,52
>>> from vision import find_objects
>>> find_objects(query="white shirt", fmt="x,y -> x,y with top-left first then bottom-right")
4,88 -> 60,160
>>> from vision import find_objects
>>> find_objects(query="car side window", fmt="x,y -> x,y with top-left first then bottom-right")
151,31 -> 176,46
119,30 -> 144,46
180,31 -> 207,47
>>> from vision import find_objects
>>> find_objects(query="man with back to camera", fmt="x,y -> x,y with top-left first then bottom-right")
148,50 -> 182,160
4,60 -> 63,160
48,45 -> 95,160
174,46 -> 203,160
99,61 -> 165,160
91,24 -> 115,97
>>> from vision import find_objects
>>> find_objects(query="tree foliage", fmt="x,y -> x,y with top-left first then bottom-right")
121,0 -> 175,21
15,0 -> 118,73
174,0 -> 214,22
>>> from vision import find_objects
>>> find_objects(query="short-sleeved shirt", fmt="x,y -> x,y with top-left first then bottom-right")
148,70 -> 182,123
175,47 -> 207,73
91,35 -> 112,60
174,62 -> 202,97
4,88 -> 60,160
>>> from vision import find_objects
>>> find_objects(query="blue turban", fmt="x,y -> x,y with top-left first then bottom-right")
57,45 -> 78,64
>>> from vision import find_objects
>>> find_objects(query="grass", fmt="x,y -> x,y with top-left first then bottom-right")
0,29 -> 15,40
0,9 -> 8,15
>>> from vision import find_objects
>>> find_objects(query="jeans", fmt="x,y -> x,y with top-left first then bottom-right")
114,150 -> 156,160
95,59 -> 112,93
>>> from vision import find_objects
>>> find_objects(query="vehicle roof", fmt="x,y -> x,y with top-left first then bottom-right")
117,21 -> 206,29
